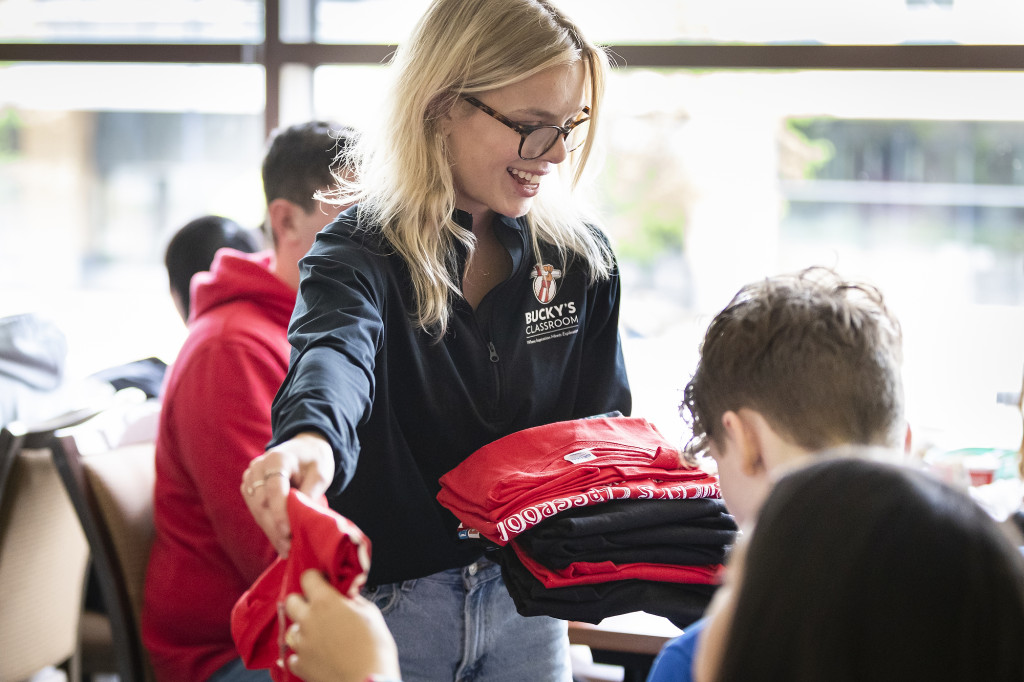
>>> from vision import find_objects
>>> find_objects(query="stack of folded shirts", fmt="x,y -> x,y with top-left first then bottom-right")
437,416 -> 738,628
499,497 -> 735,627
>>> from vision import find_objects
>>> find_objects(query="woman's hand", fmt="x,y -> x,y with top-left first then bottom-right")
241,432 -> 335,557
283,569 -> 401,682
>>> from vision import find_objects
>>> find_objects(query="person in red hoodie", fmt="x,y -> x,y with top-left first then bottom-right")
143,121 -> 356,682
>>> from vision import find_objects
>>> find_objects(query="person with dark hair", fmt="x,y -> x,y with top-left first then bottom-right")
240,1 -> 630,680
143,121 -> 357,682
694,456 -> 1024,682
648,265 -> 909,682
260,120 -> 356,248
164,215 -> 262,324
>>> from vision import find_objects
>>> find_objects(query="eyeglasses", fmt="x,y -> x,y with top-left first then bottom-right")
463,96 -> 591,161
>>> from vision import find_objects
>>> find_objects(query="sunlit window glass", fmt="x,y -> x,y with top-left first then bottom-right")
2,0 -> 1021,464
560,0 -> 1024,44
0,0 -> 264,42
0,62 -> 266,368
313,0 -> 427,44
596,68 -> 1024,451
312,65 -> 391,130
310,0 -> 1024,46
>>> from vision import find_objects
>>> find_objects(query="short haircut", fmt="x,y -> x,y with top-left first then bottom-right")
714,456 -> 1024,682
681,266 -> 905,459
261,120 -> 356,214
164,215 -> 261,320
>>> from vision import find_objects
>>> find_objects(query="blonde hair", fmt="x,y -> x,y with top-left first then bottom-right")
323,0 -> 613,335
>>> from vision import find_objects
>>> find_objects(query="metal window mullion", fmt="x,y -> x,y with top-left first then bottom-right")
3,43 -> 1023,70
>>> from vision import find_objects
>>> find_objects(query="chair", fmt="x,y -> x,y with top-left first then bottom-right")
1017,366 -> 1023,467
0,421 -> 26,510
0,405 -> 102,512
0,417 -> 92,682
49,422 -> 158,682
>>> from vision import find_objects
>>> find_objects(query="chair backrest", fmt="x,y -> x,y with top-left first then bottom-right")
0,421 -> 91,682
0,422 -> 26,511
50,426 -> 157,682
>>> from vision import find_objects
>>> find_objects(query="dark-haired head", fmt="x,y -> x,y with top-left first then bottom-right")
703,456 -> 1024,682
164,215 -> 261,323
261,120 -> 356,238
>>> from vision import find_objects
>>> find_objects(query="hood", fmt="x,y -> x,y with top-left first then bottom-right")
189,248 -> 296,329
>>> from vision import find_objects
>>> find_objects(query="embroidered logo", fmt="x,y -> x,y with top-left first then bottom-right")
524,262 -> 578,345
532,263 -> 562,304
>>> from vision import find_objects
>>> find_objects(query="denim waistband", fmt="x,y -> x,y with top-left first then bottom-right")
415,556 -> 502,589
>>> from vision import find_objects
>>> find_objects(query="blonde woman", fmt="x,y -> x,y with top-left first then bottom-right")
242,1 -> 630,679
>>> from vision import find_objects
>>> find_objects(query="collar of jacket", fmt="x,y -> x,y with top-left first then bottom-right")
451,209 -> 528,269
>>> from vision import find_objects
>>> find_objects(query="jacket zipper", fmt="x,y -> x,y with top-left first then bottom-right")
483,335 -> 502,421
475,216 -> 526,422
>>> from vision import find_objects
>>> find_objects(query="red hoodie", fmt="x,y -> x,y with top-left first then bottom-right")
143,249 -> 296,682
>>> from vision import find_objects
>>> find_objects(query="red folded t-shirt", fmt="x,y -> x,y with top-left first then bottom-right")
456,477 -> 721,545
437,417 -> 719,545
508,540 -> 723,588
439,417 -> 697,514
230,490 -> 371,682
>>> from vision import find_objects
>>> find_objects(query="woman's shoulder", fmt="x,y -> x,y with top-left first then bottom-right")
319,205 -> 392,256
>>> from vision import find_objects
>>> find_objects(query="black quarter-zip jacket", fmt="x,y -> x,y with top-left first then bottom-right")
270,206 -> 632,585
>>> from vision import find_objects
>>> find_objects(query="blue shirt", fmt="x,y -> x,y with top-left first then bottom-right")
646,616 -> 708,682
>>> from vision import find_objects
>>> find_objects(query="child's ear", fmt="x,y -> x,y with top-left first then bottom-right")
720,410 -> 767,476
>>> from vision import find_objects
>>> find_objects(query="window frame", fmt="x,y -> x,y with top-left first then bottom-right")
2,0 -> 1024,138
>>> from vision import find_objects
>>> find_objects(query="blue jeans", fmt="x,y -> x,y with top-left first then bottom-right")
363,557 -> 572,682
207,657 -> 273,682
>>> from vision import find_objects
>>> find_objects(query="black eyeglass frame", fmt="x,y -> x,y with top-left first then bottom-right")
462,96 -> 591,161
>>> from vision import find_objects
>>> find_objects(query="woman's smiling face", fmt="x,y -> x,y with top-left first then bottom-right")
442,61 -> 587,223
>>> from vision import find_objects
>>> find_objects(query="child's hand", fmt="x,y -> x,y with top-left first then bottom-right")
283,569 -> 401,682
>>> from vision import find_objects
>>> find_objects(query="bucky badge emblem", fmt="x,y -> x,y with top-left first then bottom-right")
532,263 -> 562,304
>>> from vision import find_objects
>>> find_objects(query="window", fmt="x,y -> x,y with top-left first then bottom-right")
0,61 -> 265,368
0,0 -> 263,42
1,0 -> 1021,457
